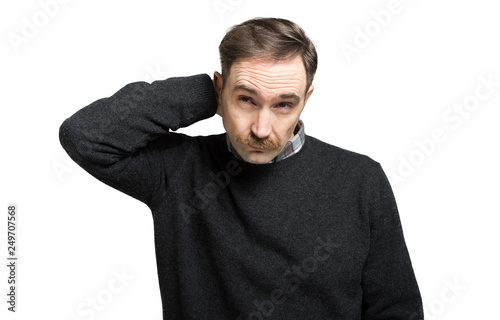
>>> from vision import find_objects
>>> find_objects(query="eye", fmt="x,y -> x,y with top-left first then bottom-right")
276,102 -> 292,108
239,96 -> 253,104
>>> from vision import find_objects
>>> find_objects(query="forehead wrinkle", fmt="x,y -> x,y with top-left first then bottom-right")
232,71 -> 304,97
233,66 -> 304,84
228,57 -> 307,100
233,79 -> 302,103
234,56 -> 306,74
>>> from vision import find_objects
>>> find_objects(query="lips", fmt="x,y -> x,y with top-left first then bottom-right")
248,144 -> 265,151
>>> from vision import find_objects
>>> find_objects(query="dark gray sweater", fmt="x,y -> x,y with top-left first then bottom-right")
59,74 -> 423,319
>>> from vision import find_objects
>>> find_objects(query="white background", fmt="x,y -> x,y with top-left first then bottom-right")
1,0 -> 499,319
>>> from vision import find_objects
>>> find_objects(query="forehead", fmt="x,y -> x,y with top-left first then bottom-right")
227,55 -> 308,97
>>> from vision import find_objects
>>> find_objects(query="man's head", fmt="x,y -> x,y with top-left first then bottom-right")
214,18 -> 317,164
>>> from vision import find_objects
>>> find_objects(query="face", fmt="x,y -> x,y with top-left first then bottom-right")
214,55 -> 314,164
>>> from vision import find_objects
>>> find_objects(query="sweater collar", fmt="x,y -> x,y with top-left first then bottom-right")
226,120 -> 306,163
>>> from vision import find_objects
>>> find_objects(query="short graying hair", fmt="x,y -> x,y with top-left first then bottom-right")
219,17 -> 318,91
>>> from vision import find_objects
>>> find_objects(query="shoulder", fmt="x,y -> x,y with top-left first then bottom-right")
305,135 -> 381,173
305,136 -> 392,207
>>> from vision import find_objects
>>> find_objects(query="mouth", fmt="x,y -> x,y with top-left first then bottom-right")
248,144 -> 266,151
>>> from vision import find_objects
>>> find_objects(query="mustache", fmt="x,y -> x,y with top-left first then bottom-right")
236,133 -> 280,150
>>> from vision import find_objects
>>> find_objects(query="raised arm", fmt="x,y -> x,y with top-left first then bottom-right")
59,74 -> 217,205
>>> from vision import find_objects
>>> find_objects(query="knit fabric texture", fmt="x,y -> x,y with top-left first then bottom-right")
59,74 -> 423,320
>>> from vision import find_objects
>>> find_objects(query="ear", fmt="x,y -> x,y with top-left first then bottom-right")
213,71 -> 223,116
304,85 -> 314,105
298,85 -> 314,114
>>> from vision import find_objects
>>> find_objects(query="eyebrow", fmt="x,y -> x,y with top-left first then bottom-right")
233,84 -> 301,104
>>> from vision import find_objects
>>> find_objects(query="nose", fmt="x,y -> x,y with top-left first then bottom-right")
251,108 -> 272,138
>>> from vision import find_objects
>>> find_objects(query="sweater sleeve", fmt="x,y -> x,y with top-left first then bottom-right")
361,163 -> 424,320
59,74 -> 217,206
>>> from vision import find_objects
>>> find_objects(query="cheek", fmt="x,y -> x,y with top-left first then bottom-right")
222,103 -> 250,134
273,116 -> 299,140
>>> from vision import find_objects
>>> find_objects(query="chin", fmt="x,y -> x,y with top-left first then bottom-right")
241,151 -> 275,164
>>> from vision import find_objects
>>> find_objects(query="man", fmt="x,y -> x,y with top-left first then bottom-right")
60,18 -> 423,319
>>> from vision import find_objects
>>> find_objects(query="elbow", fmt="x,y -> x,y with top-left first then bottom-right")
59,117 -> 75,153
59,117 -> 86,166
59,118 -> 69,147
